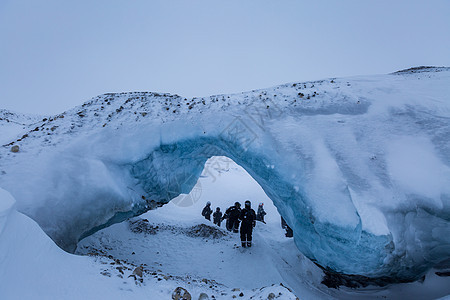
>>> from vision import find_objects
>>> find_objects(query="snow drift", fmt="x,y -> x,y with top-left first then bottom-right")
0,188 -> 128,299
0,67 -> 449,281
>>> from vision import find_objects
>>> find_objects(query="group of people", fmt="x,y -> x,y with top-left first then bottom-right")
201,201 -> 267,248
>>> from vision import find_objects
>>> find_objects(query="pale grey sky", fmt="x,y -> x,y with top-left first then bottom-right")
1,0 -> 449,115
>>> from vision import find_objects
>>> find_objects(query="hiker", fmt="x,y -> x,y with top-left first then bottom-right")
281,216 -> 287,229
201,201 -> 213,221
281,217 -> 293,238
223,202 -> 241,232
256,203 -> 266,223
239,200 -> 256,248
213,207 -> 222,227
285,225 -> 293,238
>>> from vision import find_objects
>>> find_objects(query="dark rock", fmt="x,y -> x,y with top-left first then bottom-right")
320,267 -> 409,289
172,287 -> 191,300
132,266 -> 143,277
11,145 -> 19,153
128,219 -> 158,234
198,293 -> 209,300
185,224 -> 227,239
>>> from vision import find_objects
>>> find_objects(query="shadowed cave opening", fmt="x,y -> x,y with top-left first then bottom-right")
75,156 -> 317,292
76,154 -> 400,289
165,155 -> 284,226
119,138 -> 396,281
70,136 -> 405,284
68,131 -> 445,285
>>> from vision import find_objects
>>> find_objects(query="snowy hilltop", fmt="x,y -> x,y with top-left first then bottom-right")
0,109 -> 45,145
0,66 -> 449,285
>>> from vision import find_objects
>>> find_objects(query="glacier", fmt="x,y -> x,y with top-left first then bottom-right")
0,67 -> 449,281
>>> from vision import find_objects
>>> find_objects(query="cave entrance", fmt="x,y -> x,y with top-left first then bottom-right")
76,156 -> 310,293
162,156 -> 283,226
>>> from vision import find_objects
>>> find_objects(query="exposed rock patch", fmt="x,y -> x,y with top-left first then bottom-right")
172,287 -> 191,300
128,218 -> 228,240
185,224 -> 227,239
128,219 -> 158,235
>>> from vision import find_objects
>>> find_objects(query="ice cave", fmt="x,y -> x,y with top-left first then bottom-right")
0,68 -> 449,284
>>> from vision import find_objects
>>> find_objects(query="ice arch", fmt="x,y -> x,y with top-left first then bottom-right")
126,137 -> 391,277
0,69 -> 449,282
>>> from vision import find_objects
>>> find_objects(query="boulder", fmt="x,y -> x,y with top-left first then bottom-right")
198,293 -> 209,300
172,287 -> 191,300
10,145 -> 19,153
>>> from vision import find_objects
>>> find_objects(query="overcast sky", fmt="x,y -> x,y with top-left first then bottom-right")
1,0 -> 449,115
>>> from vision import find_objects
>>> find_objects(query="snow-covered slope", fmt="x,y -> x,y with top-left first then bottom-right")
1,160 -> 449,299
0,188 -> 146,299
0,109 -> 44,145
0,67 -> 449,281
0,187 -> 300,299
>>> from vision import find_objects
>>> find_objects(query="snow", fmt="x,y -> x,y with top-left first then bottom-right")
386,136 -> 450,204
0,189 -> 147,299
0,68 -> 449,282
305,138 -> 360,228
75,158 -> 331,299
1,158 -> 450,299
0,188 -> 16,236
0,109 -> 43,145
0,167 -> 303,299
1,159 -> 448,299
0,123 -> 25,145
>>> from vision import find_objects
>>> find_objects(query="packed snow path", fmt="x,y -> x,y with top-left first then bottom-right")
1,67 -> 449,281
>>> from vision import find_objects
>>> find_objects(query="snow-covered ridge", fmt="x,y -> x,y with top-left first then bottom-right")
392,66 -> 450,74
0,109 -> 46,146
0,67 -> 449,282
0,108 -> 44,125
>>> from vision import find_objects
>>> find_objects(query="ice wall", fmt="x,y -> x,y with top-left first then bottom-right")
0,67 -> 449,281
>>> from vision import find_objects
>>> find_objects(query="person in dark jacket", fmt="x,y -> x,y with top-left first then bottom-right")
256,203 -> 266,223
285,224 -> 293,238
213,207 -> 222,227
201,201 -> 213,221
239,200 -> 256,248
281,217 -> 293,237
222,202 -> 241,232
281,216 -> 287,229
